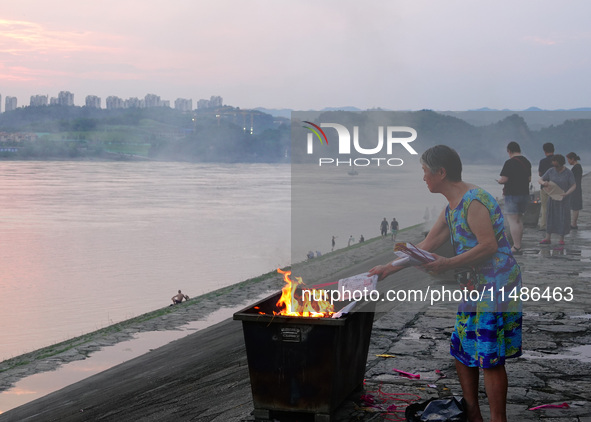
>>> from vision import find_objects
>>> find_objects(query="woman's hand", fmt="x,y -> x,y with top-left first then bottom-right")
368,263 -> 403,281
422,253 -> 452,274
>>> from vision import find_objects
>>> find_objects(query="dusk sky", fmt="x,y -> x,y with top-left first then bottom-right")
2,0 -> 591,111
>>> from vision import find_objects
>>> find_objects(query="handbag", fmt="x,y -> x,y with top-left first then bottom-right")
454,267 -> 478,291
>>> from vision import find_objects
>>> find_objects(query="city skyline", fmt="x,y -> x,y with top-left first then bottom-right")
2,1 -> 591,111
1,91 -> 223,113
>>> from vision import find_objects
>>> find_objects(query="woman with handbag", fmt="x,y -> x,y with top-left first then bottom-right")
539,154 -> 576,246
370,145 -> 522,422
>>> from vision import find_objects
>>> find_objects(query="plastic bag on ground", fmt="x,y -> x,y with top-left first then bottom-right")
405,397 -> 467,422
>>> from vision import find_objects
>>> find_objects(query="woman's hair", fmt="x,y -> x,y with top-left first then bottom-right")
566,152 -> 581,161
551,154 -> 566,166
420,145 -> 462,182
506,141 -> 521,153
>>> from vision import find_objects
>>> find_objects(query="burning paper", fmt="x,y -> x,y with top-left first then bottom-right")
275,269 -> 335,317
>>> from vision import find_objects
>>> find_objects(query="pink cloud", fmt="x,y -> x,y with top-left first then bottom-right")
523,35 -> 558,46
0,19 -> 124,55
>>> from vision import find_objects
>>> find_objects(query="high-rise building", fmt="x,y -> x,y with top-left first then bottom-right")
106,96 -> 124,109
197,96 -> 223,109
175,98 -> 193,111
30,95 -> 49,106
58,91 -> 74,106
5,96 -> 17,112
125,97 -> 141,108
209,95 -> 223,108
0,94 -> 2,113
85,95 -> 101,108
144,94 -> 161,108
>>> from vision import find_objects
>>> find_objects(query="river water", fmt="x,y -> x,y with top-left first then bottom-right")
0,161 -> 503,361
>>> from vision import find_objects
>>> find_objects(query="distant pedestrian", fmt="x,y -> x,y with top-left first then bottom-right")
497,141 -> 531,255
331,235 -> 336,251
171,290 -> 189,305
539,154 -> 576,246
390,218 -> 399,240
380,218 -> 388,236
359,234 -> 365,243
567,152 -> 583,229
348,235 -> 354,247
307,250 -> 315,260
538,143 -> 555,230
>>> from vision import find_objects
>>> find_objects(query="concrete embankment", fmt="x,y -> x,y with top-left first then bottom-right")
1,175 -> 590,421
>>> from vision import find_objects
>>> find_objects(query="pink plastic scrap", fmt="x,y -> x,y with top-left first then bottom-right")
360,394 -> 375,405
392,368 -> 420,379
528,402 -> 569,411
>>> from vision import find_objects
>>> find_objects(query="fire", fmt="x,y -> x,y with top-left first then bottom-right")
274,269 -> 335,317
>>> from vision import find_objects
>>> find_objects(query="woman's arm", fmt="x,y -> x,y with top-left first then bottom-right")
563,183 -> 576,197
417,209 -> 450,252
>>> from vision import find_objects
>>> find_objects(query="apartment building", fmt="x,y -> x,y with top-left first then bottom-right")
58,91 -> 74,106
175,98 -> 193,111
30,95 -> 49,106
5,96 -> 17,112
85,95 -> 101,108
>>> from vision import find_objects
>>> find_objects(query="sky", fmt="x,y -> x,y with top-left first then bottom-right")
1,0 -> 591,111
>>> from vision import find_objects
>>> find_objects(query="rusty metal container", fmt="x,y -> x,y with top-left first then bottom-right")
233,292 -> 375,422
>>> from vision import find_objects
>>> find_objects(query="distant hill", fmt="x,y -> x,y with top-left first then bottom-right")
257,106 -> 591,131
440,109 -> 591,130
291,109 -> 590,165
1,106 -> 588,164
255,106 -> 363,119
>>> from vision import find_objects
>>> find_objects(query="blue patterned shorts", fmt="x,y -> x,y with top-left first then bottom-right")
450,311 -> 522,368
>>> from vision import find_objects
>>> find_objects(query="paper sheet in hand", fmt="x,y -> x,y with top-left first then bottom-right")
393,242 -> 435,266
338,272 -> 378,297
543,181 -> 565,201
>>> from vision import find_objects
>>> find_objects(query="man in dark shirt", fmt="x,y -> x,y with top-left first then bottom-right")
538,143 -> 555,230
498,141 -> 531,254
390,218 -> 399,240
380,217 -> 389,236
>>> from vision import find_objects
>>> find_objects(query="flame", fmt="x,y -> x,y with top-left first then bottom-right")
275,269 -> 334,317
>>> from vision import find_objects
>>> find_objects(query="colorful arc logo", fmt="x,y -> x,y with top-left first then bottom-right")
303,121 -> 328,145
